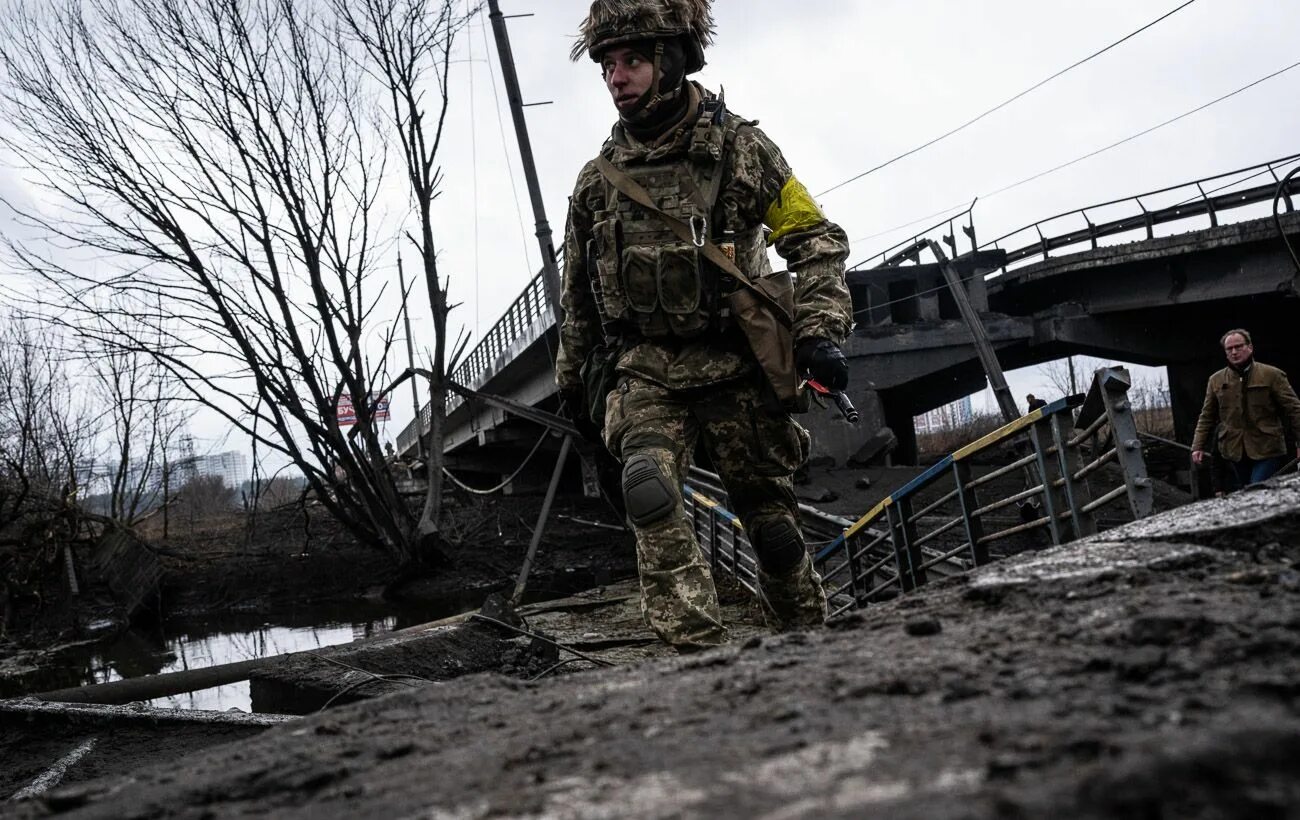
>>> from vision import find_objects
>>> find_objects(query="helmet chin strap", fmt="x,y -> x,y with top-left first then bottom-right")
624,41 -> 672,123
644,41 -> 667,111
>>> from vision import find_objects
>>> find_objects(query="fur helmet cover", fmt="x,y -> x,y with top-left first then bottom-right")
571,0 -> 715,73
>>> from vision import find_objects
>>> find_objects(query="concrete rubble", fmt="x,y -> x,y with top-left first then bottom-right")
5,477 -> 1298,818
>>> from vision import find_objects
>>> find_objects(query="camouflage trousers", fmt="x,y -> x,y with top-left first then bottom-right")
603,375 -> 828,649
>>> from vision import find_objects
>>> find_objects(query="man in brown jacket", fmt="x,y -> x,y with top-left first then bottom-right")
1191,328 -> 1300,487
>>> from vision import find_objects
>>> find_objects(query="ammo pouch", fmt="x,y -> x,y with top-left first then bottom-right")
594,155 -> 804,413
620,240 -> 712,339
588,163 -> 716,341
579,342 -> 623,431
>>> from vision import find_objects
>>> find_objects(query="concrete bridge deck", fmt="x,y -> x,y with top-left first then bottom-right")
849,208 -> 1300,459
398,155 -> 1300,473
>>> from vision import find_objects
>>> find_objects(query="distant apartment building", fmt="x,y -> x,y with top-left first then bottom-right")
72,448 -> 248,498
190,451 -> 249,488
915,395 -> 975,435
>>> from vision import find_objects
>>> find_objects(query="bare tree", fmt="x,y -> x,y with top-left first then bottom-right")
334,0 -> 468,560
176,473 -> 236,523
0,317 -> 97,631
84,309 -> 190,524
0,316 -> 96,529
1040,356 -> 1109,399
1128,370 -> 1173,437
0,0 -> 473,565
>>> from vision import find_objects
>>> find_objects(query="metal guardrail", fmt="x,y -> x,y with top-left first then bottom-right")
844,154 -> 1300,333
684,366 -> 1154,617
984,153 -> 1300,273
853,153 -> 1300,282
396,271 -> 550,454
850,203 -> 979,272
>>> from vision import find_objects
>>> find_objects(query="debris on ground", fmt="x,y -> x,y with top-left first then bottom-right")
6,475 -> 1296,818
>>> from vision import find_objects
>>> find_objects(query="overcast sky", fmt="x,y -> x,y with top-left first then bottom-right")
5,0 -> 1299,459
417,0 -> 1297,421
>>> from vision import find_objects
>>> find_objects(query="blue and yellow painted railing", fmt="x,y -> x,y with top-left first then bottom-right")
681,484 -> 760,596
814,394 -> 1081,564
683,365 -> 1154,615
681,371 -> 1157,616
683,395 -> 1084,614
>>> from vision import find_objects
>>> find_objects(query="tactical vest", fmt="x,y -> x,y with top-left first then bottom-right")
586,100 -> 769,341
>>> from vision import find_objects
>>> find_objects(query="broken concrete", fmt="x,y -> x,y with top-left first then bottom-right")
0,700 -> 295,802
5,476 -> 1299,818
249,579 -> 769,715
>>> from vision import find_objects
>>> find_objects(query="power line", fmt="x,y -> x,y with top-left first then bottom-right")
467,0 -> 480,337
850,59 -> 1300,254
479,9 -> 536,280
982,58 -> 1300,199
849,199 -> 972,248
817,0 -> 1201,198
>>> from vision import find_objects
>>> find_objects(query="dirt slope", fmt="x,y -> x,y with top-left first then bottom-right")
8,478 -> 1300,819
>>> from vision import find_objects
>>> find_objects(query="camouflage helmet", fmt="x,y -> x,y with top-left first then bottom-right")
570,0 -> 715,75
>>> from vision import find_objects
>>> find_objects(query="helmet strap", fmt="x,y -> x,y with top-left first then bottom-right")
647,41 -> 666,109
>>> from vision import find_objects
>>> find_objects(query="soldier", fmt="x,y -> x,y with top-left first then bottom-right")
556,0 -> 853,650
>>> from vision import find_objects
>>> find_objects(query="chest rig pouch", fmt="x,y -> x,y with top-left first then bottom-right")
587,100 -> 738,341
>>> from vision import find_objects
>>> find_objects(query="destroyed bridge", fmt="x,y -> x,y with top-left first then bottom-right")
396,153 -> 1300,485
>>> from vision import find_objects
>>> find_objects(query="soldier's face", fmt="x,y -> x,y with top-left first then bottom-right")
602,47 -> 654,113
1223,333 -> 1253,366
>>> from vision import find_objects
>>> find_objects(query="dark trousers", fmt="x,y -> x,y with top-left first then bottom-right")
1229,455 -> 1288,488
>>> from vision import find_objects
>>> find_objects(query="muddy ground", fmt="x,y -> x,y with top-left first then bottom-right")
6,473 -> 1297,818
0,492 -> 634,699
153,493 -> 635,617
1,436 -> 1190,690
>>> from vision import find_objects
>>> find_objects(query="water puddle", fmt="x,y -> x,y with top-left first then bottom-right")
18,601 -> 452,713
119,619 -> 397,712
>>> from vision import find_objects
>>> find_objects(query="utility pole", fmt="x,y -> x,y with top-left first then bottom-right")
397,254 -> 423,459
488,0 -> 563,325
487,0 -> 584,611
929,240 -> 1044,514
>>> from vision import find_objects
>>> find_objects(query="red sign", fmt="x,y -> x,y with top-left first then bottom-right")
336,394 -> 356,426
335,394 -> 389,427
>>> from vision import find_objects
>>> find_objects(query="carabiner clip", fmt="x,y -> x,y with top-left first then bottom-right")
689,215 -> 707,248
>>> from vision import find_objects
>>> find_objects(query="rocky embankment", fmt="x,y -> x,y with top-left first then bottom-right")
8,478 -> 1300,819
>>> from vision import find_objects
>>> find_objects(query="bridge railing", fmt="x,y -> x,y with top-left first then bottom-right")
685,366 -> 1154,617
683,466 -> 856,598
400,154 -> 1300,458
396,271 -> 550,454
985,153 -> 1300,273
850,203 -> 979,272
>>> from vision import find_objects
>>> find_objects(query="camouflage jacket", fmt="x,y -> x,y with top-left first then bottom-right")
555,84 -> 852,394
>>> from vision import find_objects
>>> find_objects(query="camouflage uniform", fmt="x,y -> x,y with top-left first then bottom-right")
556,82 -> 852,648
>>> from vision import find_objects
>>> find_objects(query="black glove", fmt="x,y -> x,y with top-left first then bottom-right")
796,338 -> 849,392
558,386 -> 602,443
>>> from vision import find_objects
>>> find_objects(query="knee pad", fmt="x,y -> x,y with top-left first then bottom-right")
622,453 -> 675,527
752,517 -> 805,575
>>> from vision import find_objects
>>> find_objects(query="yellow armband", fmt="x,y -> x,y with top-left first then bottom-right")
763,176 -> 825,244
